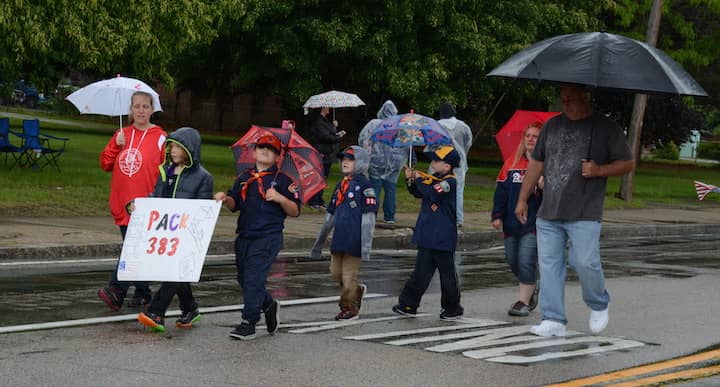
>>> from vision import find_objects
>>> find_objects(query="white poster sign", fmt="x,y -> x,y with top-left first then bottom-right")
117,197 -> 221,282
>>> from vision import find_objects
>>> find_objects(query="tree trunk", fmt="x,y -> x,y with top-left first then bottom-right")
619,0 -> 663,201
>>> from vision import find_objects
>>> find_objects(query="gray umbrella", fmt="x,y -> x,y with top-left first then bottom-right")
487,31 -> 708,97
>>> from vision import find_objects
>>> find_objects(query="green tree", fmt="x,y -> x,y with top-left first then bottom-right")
0,1 -> 223,91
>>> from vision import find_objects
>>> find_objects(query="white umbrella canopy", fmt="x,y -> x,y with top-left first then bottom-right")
65,75 -> 163,127
302,90 -> 365,109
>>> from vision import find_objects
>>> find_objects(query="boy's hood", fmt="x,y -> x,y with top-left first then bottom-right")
167,127 -> 202,168
342,145 -> 370,176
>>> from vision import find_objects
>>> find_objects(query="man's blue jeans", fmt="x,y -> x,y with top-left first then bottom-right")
504,232 -> 538,284
235,233 -> 282,325
370,177 -> 397,222
535,217 -> 609,325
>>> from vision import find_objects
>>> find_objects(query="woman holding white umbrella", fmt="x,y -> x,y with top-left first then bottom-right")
97,91 -> 167,311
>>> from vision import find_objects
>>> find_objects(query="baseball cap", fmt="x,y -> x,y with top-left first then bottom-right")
255,134 -> 281,154
337,147 -> 356,160
424,145 -> 460,168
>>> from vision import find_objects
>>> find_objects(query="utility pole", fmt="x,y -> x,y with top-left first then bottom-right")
619,0 -> 663,201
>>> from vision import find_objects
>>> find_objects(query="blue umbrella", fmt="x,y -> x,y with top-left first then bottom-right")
370,113 -> 452,167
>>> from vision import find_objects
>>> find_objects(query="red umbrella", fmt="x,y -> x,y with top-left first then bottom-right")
232,122 -> 326,204
495,110 -> 560,161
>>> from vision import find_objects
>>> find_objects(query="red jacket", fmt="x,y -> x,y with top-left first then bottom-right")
100,125 -> 167,226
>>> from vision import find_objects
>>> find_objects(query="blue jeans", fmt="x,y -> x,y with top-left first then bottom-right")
235,233 -> 282,325
504,232 -> 538,284
398,247 -> 463,315
536,217 -> 609,325
370,177 -> 397,222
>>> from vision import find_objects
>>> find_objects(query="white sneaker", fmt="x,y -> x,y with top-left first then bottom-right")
530,320 -> 567,337
589,307 -> 609,334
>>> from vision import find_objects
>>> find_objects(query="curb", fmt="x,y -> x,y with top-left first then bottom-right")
2,223 -> 719,262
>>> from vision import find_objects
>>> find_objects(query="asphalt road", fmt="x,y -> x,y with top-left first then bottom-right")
1,232 -> 719,386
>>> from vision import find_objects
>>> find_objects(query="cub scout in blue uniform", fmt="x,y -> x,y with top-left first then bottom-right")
311,146 -> 377,320
214,134 -> 301,340
393,145 -> 464,320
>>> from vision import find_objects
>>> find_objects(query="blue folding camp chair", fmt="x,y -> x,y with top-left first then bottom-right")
0,117 -> 25,167
17,119 -> 70,172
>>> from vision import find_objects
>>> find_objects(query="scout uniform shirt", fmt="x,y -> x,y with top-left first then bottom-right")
326,173 -> 378,257
408,171 -> 457,252
227,165 -> 300,239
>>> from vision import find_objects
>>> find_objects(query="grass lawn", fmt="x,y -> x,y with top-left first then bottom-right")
1,110 -> 719,217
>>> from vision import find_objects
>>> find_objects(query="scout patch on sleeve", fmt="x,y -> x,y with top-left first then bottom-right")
363,188 -> 376,198
433,181 -> 450,193
288,182 -> 300,199
363,188 -> 377,206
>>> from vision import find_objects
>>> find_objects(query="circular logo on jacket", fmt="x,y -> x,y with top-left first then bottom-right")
348,192 -> 355,199
118,148 -> 143,176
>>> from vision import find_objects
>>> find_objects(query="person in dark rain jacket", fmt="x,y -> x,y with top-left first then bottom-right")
136,127 -> 213,332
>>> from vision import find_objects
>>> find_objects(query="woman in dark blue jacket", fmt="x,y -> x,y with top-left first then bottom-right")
492,122 -> 543,317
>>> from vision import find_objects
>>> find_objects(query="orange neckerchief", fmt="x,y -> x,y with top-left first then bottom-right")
334,176 -> 351,205
241,171 -> 273,201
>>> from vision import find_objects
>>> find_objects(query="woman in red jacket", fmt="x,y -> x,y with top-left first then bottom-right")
97,91 -> 167,311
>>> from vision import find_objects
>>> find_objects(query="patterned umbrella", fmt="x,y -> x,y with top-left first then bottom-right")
232,123 -> 326,204
302,90 -> 365,109
370,113 -> 452,167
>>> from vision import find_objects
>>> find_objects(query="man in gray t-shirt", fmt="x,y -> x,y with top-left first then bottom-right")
515,85 -> 634,338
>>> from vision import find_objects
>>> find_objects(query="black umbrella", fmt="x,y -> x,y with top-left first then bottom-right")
487,31 -> 708,97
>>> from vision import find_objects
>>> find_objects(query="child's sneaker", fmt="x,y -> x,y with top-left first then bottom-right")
229,320 -> 256,340
392,304 -> 417,317
97,287 -> 123,311
335,308 -> 359,321
264,299 -> 280,335
128,295 -> 152,308
357,283 -> 367,312
175,309 -> 201,328
439,309 -> 464,320
508,301 -> 530,317
137,311 -> 166,332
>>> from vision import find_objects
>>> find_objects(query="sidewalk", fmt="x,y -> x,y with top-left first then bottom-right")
1,206 -> 719,260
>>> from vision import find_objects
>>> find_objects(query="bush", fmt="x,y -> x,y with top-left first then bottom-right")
651,141 -> 680,160
698,141 -> 720,161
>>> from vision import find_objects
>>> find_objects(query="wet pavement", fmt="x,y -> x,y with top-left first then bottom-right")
2,233 -> 718,328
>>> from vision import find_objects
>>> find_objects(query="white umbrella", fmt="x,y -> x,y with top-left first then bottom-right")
65,75 -> 163,128
303,90 -> 365,119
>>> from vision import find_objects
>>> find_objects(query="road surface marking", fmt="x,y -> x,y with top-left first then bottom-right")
548,348 -> 720,386
0,294 -> 386,334
343,319 -> 506,340
608,364 -> 720,386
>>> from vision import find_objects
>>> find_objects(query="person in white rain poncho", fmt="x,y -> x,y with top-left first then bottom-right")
437,102 -> 472,227
358,100 -> 409,224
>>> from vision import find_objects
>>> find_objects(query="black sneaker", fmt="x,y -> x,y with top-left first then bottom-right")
508,300 -> 530,317
97,287 -> 123,311
175,309 -> 201,328
528,285 -> 539,312
229,320 -> 256,340
357,283 -> 367,312
392,304 -> 417,317
137,311 -> 166,332
264,299 -> 280,335
439,309 -> 464,321
128,295 -> 152,308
